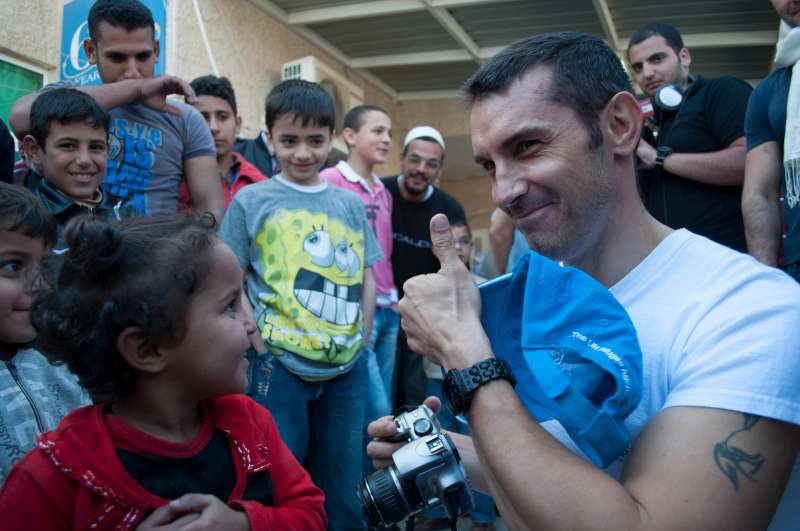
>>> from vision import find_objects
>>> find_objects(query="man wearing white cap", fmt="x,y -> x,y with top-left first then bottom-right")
382,126 -> 466,410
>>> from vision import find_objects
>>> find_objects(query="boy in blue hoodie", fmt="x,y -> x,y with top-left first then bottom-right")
0,182 -> 88,484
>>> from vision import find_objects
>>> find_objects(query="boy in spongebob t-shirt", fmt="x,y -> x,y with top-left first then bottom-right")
218,80 -> 381,530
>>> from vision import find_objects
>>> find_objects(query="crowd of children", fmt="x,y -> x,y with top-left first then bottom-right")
0,1 -> 496,529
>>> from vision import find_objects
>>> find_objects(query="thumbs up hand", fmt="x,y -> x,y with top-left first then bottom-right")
398,214 -> 494,370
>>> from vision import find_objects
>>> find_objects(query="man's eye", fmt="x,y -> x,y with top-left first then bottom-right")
0,260 -> 22,275
483,161 -> 495,173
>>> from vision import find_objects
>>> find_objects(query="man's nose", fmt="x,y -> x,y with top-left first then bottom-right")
122,59 -> 142,80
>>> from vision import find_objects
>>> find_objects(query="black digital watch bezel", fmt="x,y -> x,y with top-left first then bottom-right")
442,358 -> 516,416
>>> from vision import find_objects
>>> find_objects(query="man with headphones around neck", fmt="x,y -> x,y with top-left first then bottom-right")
628,22 -> 752,252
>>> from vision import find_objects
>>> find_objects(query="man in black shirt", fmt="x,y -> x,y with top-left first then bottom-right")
382,125 -> 466,410
627,22 -> 751,251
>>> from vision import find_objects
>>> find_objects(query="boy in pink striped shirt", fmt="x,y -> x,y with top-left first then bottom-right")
321,106 -> 397,420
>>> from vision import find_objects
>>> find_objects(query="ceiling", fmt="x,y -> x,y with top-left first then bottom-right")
248,0 -> 781,100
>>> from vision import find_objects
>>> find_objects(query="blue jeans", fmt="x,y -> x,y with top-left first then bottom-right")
369,307 -> 400,404
249,352 -> 369,531
424,377 -> 497,524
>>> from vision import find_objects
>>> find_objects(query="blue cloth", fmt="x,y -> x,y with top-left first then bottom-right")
479,251 -> 643,468
370,307 -> 400,402
249,352 -> 369,531
424,378 -> 497,524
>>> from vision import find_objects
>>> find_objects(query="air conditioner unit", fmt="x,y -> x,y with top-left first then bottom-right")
282,56 -> 365,156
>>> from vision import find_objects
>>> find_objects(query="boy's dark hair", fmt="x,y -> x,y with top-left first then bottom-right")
88,0 -> 155,42
32,214 -> 217,402
627,22 -> 684,57
451,219 -> 472,239
463,32 -> 633,150
265,79 -> 335,133
0,182 -> 56,248
190,75 -> 238,115
29,88 -> 109,150
343,105 -> 387,132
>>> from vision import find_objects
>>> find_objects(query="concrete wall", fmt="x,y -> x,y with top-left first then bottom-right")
0,0 -> 62,73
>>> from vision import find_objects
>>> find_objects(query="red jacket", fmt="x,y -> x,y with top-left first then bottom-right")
0,395 -> 326,531
179,152 -> 268,209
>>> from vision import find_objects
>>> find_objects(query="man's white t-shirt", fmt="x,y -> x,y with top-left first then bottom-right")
604,229 -> 800,530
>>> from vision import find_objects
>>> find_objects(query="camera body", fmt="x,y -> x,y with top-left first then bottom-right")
358,405 -> 474,528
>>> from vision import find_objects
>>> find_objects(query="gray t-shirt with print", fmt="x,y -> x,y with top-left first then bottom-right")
219,176 -> 383,380
43,82 -> 215,215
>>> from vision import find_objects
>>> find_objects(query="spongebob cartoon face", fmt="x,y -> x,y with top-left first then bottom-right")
295,225 -> 362,325
254,209 -> 365,364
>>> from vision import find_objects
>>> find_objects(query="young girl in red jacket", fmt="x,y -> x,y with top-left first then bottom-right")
0,214 -> 327,531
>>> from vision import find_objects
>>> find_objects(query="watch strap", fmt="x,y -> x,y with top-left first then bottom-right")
444,358 -> 516,416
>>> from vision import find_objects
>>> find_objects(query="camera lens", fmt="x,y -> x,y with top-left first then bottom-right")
358,468 -> 413,528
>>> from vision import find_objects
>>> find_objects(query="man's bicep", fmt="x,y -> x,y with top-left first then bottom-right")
622,406 -> 798,531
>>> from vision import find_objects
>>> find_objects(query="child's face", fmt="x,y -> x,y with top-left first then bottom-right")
0,230 -> 46,344
452,224 -> 473,268
194,95 -> 241,163
160,241 -> 254,398
29,120 -> 108,203
84,22 -> 159,83
268,114 -> 332,185
346,110 -> 392,167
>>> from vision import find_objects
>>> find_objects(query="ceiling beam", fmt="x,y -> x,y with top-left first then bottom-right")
592,0 -> 620,51
397,89 -> 462,101
352,49 -> 472,68
285,0 -> 499,25
288,0 -> 422,25
247,0 -> 398,100
423,0 -> 480,63
620,30 -> 777,50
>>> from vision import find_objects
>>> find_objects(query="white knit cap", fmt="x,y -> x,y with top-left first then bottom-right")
403,126 -> 445,152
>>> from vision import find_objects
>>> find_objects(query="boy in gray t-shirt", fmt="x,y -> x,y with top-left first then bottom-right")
219,80 -> 380,530
8,0 -> 224,221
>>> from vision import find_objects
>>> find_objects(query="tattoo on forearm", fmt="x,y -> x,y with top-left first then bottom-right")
713,414 -> 766,491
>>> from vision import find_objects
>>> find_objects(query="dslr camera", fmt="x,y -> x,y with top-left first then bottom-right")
357,405 -> 474,528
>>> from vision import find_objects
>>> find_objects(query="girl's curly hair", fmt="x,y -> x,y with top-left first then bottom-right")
32,214 -> 218,402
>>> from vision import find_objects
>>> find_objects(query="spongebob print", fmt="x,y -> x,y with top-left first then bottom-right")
254,209 -> 365,365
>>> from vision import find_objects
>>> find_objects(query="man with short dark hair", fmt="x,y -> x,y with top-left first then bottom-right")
368,32 -> 800,531
627,22 -> 751,251
382,126 -> 466,409
742,1 -> 800,282
9,0 -> 224,221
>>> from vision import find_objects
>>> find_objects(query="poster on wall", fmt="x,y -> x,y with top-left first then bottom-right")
59,0 -> 166,86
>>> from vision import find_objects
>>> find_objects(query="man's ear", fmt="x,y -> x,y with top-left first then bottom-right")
679,47 -> 692,70
235,116 -> 242,136
153,39 -> 160,63
117,327 -> 168,374
602,91 -> 641,157
22,135 -> 44,165
84,39 -> 98,66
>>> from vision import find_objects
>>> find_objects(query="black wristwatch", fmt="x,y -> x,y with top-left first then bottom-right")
442,358 -> 516,416
655,146 -> 673,168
